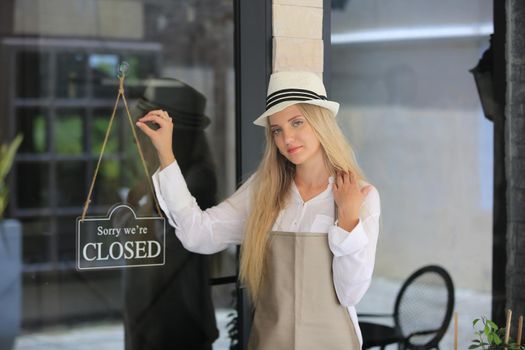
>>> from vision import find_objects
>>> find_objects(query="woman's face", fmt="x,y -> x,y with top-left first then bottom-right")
268,104 -> 323,167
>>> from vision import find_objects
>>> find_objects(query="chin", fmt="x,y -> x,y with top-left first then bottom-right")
285,156 -> 305,166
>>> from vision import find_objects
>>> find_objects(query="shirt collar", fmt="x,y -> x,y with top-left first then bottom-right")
291,176 -> 334,204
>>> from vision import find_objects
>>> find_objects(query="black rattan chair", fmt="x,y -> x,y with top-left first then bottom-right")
359,265 -> 455,349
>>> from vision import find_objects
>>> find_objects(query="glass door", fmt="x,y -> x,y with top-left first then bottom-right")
1,1 -> 240,349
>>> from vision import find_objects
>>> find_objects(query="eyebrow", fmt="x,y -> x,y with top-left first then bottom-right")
269,115 -> 303,128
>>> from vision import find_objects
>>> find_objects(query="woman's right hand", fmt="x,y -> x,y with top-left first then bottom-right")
136,109 -> 175,169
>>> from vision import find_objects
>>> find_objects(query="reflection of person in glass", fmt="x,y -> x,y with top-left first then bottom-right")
124,78 -> 218,350
137,71 -> 381,349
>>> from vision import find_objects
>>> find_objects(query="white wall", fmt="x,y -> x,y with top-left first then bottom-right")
331,0 -> 493,293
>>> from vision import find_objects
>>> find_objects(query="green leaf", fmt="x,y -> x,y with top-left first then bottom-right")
493,333 -> 502,345
484,324 -> 490,336
0,134 -> 22,219
487,320 -> 499,330
0,134 -> 22,180
474,319 -> 480,327
468,345 -> 480,349
0,191 -> 6,217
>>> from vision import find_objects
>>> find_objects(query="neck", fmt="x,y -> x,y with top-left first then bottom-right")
294,161 -> 331,189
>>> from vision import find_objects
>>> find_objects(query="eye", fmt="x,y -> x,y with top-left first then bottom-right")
271,128 -> 281,135
291,119 -> 304,127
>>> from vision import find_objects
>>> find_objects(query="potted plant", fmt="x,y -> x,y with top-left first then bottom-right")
0,135 -> 22,350
470,315 -> 525,350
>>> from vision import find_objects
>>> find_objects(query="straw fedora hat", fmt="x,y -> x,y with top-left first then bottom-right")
253,71 -> 340,127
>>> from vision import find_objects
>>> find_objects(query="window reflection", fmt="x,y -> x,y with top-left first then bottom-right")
56,161 -> 86,207
56,53 -> 87,98
3,0 -> 236,348
16,51 -> 50,98
93,159 -> 122,206
331,1 -> 493,349
16,162 -> 50,208
91,109 -> 120,155
55,109 -> 85,155
16,108 -> 47,154
21,218 -> 52,264
90,54 -> 120,98
124,78 -> 219,349
57,216 -> 78,261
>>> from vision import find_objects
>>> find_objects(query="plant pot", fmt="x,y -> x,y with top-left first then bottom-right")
0,219 -> 22,350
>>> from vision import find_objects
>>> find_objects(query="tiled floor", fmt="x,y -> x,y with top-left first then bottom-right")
13,322 -> 124,350
14,309 -> 233,350
13,277 -> 491,350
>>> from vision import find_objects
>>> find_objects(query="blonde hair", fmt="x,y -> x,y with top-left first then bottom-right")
239,103 -> 366,300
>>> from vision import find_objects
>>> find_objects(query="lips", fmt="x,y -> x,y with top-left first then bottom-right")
287,146 -> 302,154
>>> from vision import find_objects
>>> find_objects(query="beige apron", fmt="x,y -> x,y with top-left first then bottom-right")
248,231 -> 361,350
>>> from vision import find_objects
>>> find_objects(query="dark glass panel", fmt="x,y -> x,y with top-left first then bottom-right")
16,162 -> 50,208
16,108 -> 48,153
16,51 -> 50,98
57,216 -> 77,261
55,109 -> 85,155
210,249 -> 238,279
91,108 -> 120,155
89,53 -> 119,99
56,52 -> 87,98
56,161 -> 86,207
119,53 -> 156,98
92,159 -> 121,206
21,218 -> 52,264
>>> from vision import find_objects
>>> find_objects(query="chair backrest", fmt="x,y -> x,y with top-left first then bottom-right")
393,265 -> 455,348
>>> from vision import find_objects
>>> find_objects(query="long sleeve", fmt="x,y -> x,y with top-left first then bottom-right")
152,161 -> 252,254
328,186 -> 381,307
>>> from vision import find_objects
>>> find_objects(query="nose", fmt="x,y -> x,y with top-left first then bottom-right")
282,128 -> 295,145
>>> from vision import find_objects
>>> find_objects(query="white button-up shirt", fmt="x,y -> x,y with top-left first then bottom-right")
152,160 -> 381,345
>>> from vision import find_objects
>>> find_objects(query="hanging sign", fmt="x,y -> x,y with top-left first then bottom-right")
77,204 -> 165,270
76,62 -> 166,270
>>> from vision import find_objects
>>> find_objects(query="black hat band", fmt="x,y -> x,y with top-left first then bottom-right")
266,88 -> 327,110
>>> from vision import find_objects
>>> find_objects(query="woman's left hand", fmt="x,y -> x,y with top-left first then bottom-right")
333,171 -> 372,232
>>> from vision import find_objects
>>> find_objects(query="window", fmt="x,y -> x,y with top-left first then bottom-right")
331,1 -> 493,348
2,1 -> 237,348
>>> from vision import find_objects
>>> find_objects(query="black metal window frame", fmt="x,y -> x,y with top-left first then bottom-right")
4,37 -> 162,274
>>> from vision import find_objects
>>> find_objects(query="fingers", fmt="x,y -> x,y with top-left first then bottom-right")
139,110 -> 172,124
336,171 -> 355,187
136,110 -> 173,137
335,171 -> 343,189
147,109 -> 171,120
136,120 -> 156,138
139,112 -> 170,124
153,109 -> 171,121
361,185 -> 372,196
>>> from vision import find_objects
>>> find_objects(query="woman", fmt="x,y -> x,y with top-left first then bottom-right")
136,71 -> 381,349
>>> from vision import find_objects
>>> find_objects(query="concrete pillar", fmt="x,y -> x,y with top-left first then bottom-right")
505,0 -> 525,331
